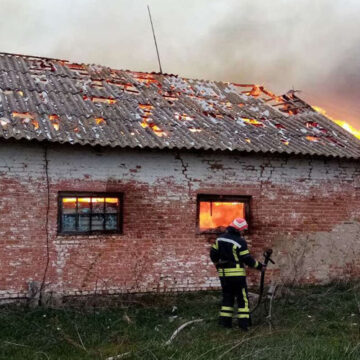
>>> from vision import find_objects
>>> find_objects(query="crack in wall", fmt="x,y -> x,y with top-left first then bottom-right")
175,152 -> 192,198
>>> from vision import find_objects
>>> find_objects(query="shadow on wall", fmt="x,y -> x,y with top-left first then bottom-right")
272,220 -> 360,285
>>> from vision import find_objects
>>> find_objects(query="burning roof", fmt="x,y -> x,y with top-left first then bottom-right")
0,52 -> 359,159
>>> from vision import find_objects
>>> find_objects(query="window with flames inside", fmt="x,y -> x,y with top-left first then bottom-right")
197,195 -> 250,233
58,193 -> 123,234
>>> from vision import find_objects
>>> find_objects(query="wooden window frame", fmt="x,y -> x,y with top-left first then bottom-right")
196,194 -> 251,234
58,192 -> 123,235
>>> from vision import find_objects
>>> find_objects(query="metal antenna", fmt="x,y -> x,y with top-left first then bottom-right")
147,4 -> 163,74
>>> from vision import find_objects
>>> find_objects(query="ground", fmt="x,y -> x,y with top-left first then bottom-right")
1,283 -> 360,359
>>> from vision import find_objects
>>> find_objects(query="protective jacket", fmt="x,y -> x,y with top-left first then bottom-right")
210,226 -> 263,276
210,226 -> 262,329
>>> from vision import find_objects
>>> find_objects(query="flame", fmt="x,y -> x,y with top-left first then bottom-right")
248,85 -> 261,97
175,112 -> 194,121
65,63 -> 84,70
84,96 -> 117,104
242,118 -> 264,127
132,73 -> 160,87
31,120 -> 39,130
312,106 -> 360,139
140,118 -> 166,137
49,114 -> 60,131
12,111 -> 39,129
12,112 -> 34,119
306,135 -> 319,142
139,104 -> 154,111
91,80 -> 104,89
106,81 -> 139,94
63,197 -> 118,204
49,114 -> 59,121
199,202 -> 245,231
95,117 -> 106,125
188,127 -> 202,133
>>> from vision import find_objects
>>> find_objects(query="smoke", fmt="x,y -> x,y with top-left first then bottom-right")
0,0 -> 359,126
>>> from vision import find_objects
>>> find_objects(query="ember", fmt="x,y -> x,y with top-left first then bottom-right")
12,112 -> 39,129
174,112 -> 194,121
132,72 -> 160,87
199,201 -> 245,231
49,114 -> 60,131
139,104 -> 154,111
188,127 -> 202,133
305,121 -> 319,128
107,81 -> 139,94
12,112 -> 34,120
95,117 -> 106,125
162,92 -> 179,101
138,103 -> 166,137
64,63 -> 85,70
83,95 -> 117,104
242,118 -> 265,127
90,80 -> 104,89
306,135 -> 319,142
140,119 -> 166,137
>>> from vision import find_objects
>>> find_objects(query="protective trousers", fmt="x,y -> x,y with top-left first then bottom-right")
219,276 -> 250,329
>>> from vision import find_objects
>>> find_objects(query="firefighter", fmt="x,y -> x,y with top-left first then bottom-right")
210,217 -> 264,330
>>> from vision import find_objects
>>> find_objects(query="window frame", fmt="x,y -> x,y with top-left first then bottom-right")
196,194 -> 251,234
57,192 -> 124,235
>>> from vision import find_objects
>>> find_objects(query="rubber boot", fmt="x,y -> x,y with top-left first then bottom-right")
219,316 -> 232,328
238,318 -> 249,331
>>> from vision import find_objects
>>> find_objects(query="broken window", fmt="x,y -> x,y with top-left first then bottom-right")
58,193 -> 123,235
197,195 -> 250,234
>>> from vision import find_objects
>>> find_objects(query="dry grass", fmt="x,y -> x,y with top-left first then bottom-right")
0,283 -> 359,359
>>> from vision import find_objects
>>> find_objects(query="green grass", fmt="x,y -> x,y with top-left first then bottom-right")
1,283 -> 360,359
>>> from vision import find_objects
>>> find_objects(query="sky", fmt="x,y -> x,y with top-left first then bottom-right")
0,0 -> 359,128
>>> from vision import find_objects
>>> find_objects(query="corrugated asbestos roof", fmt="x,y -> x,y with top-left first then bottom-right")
0,52 -> 359,159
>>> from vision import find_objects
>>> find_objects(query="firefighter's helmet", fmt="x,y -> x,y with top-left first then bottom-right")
230,217 -> 248,231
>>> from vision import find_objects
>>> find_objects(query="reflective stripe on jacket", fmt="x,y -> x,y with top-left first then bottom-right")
210,226 -> 262,277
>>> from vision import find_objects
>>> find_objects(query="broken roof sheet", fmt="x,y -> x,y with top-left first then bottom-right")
0,52 -> 359,159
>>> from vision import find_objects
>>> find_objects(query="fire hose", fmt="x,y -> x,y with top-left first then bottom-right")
164,248 -> 275,345
250,248 -> 275,314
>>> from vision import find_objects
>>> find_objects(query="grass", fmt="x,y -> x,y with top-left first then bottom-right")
0,283 -> 360,359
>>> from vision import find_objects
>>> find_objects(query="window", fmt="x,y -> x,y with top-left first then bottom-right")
197,194 -> 250,233
58,193 -> 123,234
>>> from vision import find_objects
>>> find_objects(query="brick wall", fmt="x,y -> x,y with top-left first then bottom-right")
0,141 -> 359,300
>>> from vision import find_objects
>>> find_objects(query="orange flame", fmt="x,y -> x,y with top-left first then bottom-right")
31,120 -> 39,130
242,118 -> 264,127
139,104 -> 154,111
49,114 -> 60,131
95,117 -> 106,125
312,106 -> 360,139
12,112 -> 34,119
306,135 -> 319,142
188,127 -> 202,133
199,202 -> 245,231
174,112 -> 194,121
84,96 -> 117,104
